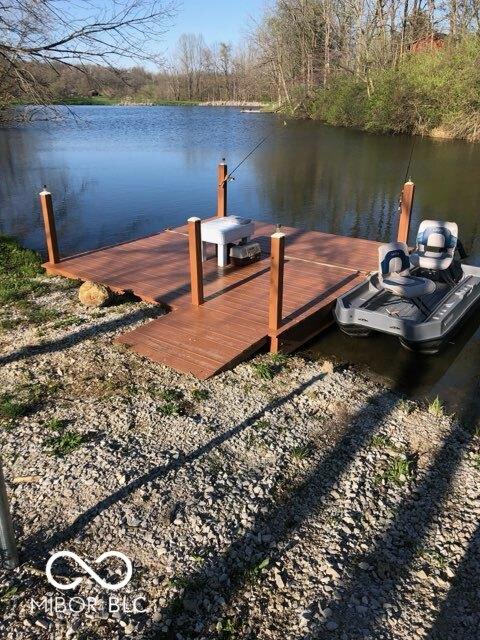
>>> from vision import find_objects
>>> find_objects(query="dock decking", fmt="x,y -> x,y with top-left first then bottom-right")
43,220 -> 380,379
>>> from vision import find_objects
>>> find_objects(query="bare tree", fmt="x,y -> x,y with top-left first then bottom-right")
0,0 -> 176,111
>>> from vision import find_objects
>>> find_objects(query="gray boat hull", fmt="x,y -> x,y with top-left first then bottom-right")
334,264 -> 480,354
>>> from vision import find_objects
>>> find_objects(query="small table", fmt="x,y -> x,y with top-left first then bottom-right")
201,216 -> 255,267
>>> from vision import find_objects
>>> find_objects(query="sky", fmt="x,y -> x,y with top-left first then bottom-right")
163,0 -> 267,53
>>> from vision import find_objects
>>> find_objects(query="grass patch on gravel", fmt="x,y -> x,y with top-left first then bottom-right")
0,394 -> 30,420
43,419 -> 88,457
427,396 -> 445,418
376,455 -> 416,486
157,388 -> 187,416
251,353 -> 289,381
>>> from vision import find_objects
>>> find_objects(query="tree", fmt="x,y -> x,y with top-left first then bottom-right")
0,0 -> 176,112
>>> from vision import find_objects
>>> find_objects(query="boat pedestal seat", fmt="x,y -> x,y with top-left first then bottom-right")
410,220 -> 458,271
380,273 -> 436,298
378,240 -> 437,299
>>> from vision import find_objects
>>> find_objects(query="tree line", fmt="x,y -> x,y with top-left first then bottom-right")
1,1 -> 480,140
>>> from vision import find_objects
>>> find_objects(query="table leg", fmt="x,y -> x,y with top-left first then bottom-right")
218,244 -> 229,267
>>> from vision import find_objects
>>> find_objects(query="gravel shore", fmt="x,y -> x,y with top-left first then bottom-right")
1,274 -> 479,639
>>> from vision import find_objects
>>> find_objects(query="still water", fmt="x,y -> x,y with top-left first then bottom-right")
1,106 -> 479,415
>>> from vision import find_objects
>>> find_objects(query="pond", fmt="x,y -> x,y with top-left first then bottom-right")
1,106 -> 479,417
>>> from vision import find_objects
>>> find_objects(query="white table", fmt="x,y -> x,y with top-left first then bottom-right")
201,216 -> 255,267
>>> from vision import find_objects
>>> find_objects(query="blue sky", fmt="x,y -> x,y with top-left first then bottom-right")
163,0 -> 267,52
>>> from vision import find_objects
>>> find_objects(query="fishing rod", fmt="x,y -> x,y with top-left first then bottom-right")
403,136 -> 416,183
398,136 -> 417,212
220,115 -> 288,186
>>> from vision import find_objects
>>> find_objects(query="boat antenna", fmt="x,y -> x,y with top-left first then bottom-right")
220,120 -> 288,185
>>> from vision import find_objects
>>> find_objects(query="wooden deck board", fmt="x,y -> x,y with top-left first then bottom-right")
43,218 -> 381,378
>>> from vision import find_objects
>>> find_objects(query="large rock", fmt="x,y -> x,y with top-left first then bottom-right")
78,281 -> 113,307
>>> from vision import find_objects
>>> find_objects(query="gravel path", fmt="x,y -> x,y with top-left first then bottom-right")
0,275 -> 479,639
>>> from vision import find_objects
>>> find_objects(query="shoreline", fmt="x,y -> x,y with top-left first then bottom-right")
1,238 -> 478,638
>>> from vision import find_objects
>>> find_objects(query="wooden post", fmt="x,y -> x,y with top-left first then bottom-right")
217,159 -> 227,218
188,217 -> 204,306
39,188 -> 60,264
397,180 -> 415,244
269,232 -> 285,352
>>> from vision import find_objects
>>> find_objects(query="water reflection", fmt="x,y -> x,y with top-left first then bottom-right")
1,106 -> 479,410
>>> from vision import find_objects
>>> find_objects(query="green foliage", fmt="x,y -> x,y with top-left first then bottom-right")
252,353 -> 288,381
0,394 -> 29,420
157,388 -> 186,416
0,236 -> 45,305
309,37 -> 480,142
428,396 -> 444,418
290,444 -> 313,460
376,455 -> 415,485
43,418 -> 87,456
216,617 -> 240,639
244,557 -> 270,583
191,388 -> 210,402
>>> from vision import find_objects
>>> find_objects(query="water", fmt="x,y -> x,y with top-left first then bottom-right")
1,106 -> 479,416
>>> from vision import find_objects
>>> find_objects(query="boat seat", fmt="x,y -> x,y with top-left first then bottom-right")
410,220 -> 458,270
378,242 -> 436,298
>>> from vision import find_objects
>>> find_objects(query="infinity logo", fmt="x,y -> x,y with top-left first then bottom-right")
46,551 -> 133,591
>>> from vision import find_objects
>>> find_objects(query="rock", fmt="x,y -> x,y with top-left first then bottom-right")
326,620 -> 339,631
321,360 -> 335,374
78,281 -> 113,307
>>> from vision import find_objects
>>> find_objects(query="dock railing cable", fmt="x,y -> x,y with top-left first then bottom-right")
268,231 -> 286,352
0,457 -> 19,569
39,188 -> 60,264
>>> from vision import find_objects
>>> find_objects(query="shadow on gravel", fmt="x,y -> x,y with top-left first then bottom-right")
21,373 -> 327,564
129,359 -> 424,638
426,520 -> 480,640
0,305 -> 164,367
293,361 -> 480,639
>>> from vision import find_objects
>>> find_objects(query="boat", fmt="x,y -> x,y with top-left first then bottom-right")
240,109 -> 264,113
334,220 -> 480,354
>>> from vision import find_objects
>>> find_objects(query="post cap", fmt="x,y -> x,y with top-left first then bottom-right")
271,231 -> 286,239
187,216 -> 201,222
39,189 -> 51,196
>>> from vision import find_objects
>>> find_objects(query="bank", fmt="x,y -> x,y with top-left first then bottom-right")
0,237 -> 479,638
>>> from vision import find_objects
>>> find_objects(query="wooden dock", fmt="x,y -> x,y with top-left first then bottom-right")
40,162 -> 416,379
43,220 -> 380,378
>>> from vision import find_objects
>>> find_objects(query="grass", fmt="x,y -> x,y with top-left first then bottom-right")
50,315 -> 86,330
427,396 -> 445,418
290,444 -> 313,461
252,353 -> 289,381
370,434 -> 403,452
216,617 -> 240,639
244,557 -> 270,584
398,398 -> 416,414
0,394 -> 30,420
376,455 -> 416,486
0,236 -> 45,305
192,388 -> 210,402
43,419 -> 87,457
472,454 -> 480,471
157,388 -> 187,416
0,586 -> 18,614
